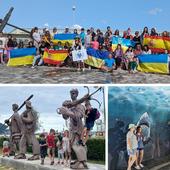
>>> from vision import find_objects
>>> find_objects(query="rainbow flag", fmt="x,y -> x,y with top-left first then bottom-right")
43,48 -> 68,65
143,35 -> 170,53
137,54 -> 169,74
7,48 -> 36,66
85,48 -> 112,68
52,34 -> 76,46
112,36 -> 135,52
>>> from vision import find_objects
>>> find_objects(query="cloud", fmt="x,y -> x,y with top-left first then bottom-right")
148,8 -> 163,15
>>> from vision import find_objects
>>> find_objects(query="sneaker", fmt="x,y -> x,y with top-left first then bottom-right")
50,161 -> 54,165
135,165 -> 141,169
140,164 -> 144,168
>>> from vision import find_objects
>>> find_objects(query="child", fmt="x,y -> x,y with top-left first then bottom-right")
56,134 -> 64,165
80,100 -> 100,145
2,138 -> 9,157
62,130 -> 71,167
46,129 -> 56,165
101,53 -> 115,72
39,133 -> 47,165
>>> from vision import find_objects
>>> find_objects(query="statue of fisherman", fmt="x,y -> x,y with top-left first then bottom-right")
58,88 -> 89,169
5,104 -> 22,156
15,101 -> 40,160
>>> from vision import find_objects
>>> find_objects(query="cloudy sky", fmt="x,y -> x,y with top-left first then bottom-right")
0,86 -> 105,132
0,0 -> 169,32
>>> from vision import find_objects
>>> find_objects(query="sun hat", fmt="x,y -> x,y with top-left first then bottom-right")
128,124 -> 136,129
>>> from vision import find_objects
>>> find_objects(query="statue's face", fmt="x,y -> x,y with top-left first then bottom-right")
70,91 -> 78,101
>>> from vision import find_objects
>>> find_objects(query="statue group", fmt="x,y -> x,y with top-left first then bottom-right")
5,88 -> 95,169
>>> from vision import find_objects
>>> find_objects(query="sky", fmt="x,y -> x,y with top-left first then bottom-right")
0,0 -> 170,32
0,86 -> 105,132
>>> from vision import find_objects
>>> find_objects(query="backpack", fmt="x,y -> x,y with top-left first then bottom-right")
95,109 -> 101,120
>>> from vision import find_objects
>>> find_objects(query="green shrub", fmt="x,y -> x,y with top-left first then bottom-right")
86,138 -> 105,161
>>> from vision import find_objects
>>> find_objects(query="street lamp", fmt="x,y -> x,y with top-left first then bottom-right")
72,5 -> 76,26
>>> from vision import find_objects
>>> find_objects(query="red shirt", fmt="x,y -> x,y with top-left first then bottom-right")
46,134 -> 55,148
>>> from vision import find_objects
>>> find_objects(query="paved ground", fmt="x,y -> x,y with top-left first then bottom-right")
0,155 -> 105,170
0,65 -> 170,84
0,164 -> 15,170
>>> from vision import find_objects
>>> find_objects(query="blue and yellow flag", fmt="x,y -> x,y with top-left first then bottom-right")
137,54 -> 169,74
52,34 -> 76,46
85,48 -> 112,68
112,36 -> 135,52
7,48 -> 36,67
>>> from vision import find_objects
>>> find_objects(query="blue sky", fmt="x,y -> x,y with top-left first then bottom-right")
0,86 -> 104,132
0,0 -> 169,32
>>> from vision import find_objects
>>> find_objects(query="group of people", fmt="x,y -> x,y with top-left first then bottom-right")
126,124 -> 145,170
1,26 -> 169,72
2,89 -> 101,168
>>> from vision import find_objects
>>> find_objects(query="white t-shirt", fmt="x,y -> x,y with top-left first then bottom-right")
62,137 -> 70,152
126,131 -> 138,150
32,32 -> 41,43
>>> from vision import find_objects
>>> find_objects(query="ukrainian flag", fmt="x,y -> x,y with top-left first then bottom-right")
52,34 -> 76,46
137,54 -> 169,74
85,48 -> 112,68
112,36 -> 135,52
143,35 -> 170,53
43,48 -> 68,65
7,48 -> 36,67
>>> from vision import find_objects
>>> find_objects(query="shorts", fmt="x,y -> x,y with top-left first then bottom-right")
127,149 -> 137,156
85,121 -> 94,130
137,148 -> 144,151
47,148 -> 55,156
3,147 -> 9,153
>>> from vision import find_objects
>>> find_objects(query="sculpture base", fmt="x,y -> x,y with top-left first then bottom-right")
0,155 -> 105,170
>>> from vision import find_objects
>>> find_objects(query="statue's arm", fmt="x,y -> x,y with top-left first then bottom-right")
59,107 -> 76,119
21,111 -> 34,124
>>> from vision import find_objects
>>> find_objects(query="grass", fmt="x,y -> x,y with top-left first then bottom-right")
0,165 -> 15,170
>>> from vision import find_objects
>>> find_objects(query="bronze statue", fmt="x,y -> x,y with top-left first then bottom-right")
5,104 -> 22,156
58,88 -> 89,169
15,101 -> 40,160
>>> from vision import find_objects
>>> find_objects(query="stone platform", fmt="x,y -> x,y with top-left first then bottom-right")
0,156 -> 105,170
0,65 -> 170,84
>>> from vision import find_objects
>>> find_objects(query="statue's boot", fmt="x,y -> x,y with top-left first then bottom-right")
14,153 -> 26,159
70,161 -> 88,169
28,154 -> 39,161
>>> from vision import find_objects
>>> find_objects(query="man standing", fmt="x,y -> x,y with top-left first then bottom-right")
5,104 -> 22,156
15,101 -> 40,160
58,88 -> 88,169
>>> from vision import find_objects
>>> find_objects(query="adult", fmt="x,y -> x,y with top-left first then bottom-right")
136,126 -> 144,169
15,101 -> 40,160
58,89 -> 89,169
32,27 -> 41,49
150,28 -> 158,36
126,124 -> 138,170
133,31 -> 141,45
6,35 -> 14,48
113,44 -> 124,70
5,104 -> 22,156
140,27 -> 149,44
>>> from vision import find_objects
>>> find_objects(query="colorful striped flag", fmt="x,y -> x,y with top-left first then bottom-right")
143,35 -> 170,53
137,54 -> 169,74
7,48 -> 36,66
43,48 -> 68,65
85,48 -> 112,68
112,36 -> 135,52
52,34 -> 76,46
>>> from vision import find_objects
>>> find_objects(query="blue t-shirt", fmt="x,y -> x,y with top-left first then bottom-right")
80,32 -> 85,44
104,58 -> 114,68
